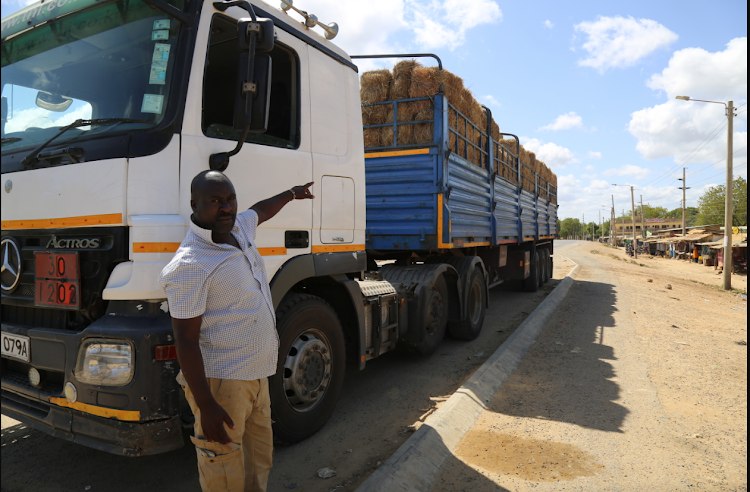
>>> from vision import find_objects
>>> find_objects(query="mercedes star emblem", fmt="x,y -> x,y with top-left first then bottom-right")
1,237 -> 22,292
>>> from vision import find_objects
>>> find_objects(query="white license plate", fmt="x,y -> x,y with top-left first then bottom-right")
1,332 -> 30,362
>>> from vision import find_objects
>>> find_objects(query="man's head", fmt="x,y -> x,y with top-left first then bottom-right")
190,170 -> 237,234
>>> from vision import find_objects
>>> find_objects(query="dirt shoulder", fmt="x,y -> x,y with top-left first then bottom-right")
432,241 -> 747,491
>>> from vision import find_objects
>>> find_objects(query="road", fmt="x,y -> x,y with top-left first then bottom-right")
1,249 -> 571,492
432,240 -> 747,491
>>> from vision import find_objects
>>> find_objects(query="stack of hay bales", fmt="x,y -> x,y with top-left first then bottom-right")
359,61 -> 556,203
360,69 -> 392,149
497,139 -> 557,203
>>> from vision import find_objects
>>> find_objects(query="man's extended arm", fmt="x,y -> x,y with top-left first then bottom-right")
251,182 -> 314,225
172,316 -> 235,444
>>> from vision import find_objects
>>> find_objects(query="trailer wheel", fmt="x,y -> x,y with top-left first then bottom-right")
414,275 -> 449,356
270,294 -> 346,444
448,268 -> 486,341
543,249 -> 552,282
523,250 -> 541,292
540,249 -> 548,284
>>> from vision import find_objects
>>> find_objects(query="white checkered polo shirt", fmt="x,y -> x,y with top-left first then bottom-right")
160,209 -> 279,381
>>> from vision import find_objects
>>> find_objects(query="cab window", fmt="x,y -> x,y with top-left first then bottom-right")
202,15 -> 300,149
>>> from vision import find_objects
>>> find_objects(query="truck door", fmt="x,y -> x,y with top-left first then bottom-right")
308,46 -> 365,250
180,11 -> 313,276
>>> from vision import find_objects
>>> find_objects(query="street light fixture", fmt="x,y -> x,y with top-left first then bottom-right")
676,95 -> 736,290
613,184 -> 638,259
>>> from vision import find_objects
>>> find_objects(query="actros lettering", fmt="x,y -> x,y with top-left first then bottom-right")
45,236 -> 100,249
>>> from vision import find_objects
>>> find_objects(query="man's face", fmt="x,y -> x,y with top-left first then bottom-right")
191,178 -> 238,234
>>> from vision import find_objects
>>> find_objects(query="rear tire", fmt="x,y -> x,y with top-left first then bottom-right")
414,275 -> 449,356
270,294 -> 346,444
539,249 -> 548,285
524,250 -> 540,292
448,268 -> 486,341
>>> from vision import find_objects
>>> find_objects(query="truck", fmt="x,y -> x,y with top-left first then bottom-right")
1,0 -> 557,455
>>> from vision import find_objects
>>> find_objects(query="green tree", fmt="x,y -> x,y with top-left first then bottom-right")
666,207 -> 699,226
559,218 -> 581,238
696,176 -> 747,226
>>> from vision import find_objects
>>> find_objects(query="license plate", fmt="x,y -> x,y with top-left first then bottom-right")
1,332 -> 30,362
34,251 -> 81,310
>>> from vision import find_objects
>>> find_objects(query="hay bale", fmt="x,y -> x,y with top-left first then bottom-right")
409,66 -> 444,145
360,69 -> 392,148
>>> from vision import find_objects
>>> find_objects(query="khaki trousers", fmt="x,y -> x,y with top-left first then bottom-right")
179,374 -> 273,492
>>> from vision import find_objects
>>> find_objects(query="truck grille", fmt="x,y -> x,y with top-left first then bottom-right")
1,227 -> 128,330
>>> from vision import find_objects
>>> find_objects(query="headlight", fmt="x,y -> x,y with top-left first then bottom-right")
74,339 -> 134,386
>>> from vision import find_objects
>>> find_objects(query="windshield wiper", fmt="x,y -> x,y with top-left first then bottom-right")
20,118 -> 153,169
1,137 -> 22,145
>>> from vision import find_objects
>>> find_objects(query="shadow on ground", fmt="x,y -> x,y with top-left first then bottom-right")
488,279 -> 626,432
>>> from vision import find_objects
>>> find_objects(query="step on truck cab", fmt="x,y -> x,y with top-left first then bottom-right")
1,0 -> 556,455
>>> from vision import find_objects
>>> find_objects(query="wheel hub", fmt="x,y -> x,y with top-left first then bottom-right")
283,331 -> 332,412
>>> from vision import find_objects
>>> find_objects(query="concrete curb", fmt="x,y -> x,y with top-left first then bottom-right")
356,255 -> 581,492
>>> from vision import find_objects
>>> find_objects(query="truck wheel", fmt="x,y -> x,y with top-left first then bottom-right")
414,275 -> 449,356
523,250 -> 540,292
270,294 -> 346,444
546,250 -> 553,281
540,249 -> 548,284
448,268 -> 486,341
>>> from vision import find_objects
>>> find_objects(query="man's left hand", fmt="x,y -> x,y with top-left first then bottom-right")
291,182 -> 315,200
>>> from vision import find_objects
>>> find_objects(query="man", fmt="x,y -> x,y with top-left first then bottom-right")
160,170 -> 314,492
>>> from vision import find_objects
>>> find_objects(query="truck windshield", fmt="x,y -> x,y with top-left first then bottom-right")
1,0 -> 186,154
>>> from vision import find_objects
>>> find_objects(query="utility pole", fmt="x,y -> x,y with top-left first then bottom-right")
612,195 -> 617,248
678,167 -> 690,237
630,186 -> 637,259
583,213 -> 585,240
640,195 -> 646,243
723,101 -> 735,290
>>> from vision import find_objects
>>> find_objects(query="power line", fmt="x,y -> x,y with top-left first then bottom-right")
685,145 -> 748,178
644,118 -> 728,189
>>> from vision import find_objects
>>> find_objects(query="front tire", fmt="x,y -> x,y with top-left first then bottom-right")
270,294 -> 346,444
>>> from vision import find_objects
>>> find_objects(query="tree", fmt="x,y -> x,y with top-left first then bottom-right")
696,176 -> 747,226
667,207 -> 699,226
559,218 -> 581,238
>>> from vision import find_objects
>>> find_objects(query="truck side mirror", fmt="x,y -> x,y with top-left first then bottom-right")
209,16 -> 274,171
233,54 -> 272,132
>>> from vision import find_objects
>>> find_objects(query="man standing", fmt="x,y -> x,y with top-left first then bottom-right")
160,170 -> 314,492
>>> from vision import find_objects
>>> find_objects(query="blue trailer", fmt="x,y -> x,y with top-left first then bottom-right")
356,64 -> 558,356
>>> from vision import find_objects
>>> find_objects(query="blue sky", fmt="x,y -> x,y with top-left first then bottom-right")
2,0 -> 746,221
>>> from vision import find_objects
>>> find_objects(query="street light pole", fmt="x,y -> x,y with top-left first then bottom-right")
724,101 -> 734,289
676,96 -> 735,290
630,186 -> 637,259
611,195 -> 617,248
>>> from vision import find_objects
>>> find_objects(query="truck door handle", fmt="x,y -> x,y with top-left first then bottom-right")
332,237 -> 345,242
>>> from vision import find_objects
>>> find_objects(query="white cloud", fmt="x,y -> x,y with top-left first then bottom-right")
480,95 -> 501,109
629,38 -> 747,165
302,0 -> 501,61
521,137 -> 579,168
543,20 -> 554,29
587,151 -> 602,159
409,0 -> 502,50
538,112 -> 583,131
585,165 -> 595,171
574,16 -> 678,73
604,164 -> 652,180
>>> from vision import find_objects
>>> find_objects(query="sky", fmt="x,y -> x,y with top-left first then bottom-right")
1,0 -> 747,222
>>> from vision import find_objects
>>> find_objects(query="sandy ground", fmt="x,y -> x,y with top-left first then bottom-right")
1,258 -> 567,492
432,240 -> 747,491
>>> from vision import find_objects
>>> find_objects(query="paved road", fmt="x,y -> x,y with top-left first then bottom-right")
2,249 -> 570,492
431,240 -> 747,491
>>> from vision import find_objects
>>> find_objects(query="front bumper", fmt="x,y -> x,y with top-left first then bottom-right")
2,387 -> 183,456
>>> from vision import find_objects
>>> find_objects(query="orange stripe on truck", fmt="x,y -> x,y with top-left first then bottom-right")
132,242 -> 181,253
1,213 -> 123,230
365,148 -> 430,158
49,397 -> 140,421
311,244 -> 365,253
257,247 -> 288,256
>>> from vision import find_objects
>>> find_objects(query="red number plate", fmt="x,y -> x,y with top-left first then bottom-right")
34,252 -> 81,310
